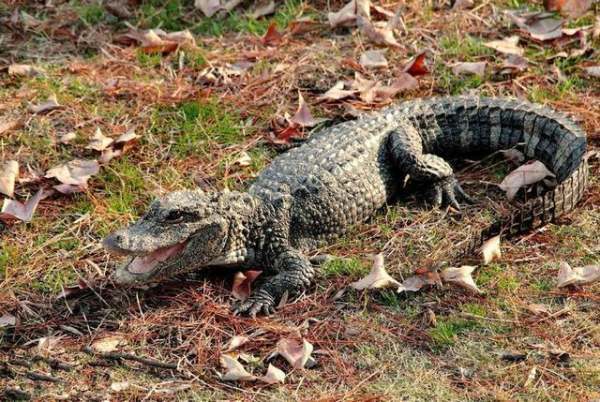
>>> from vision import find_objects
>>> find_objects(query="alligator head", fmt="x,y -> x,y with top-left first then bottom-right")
103,189 -> 256,284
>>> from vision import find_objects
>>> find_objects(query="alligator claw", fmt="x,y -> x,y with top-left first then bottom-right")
428,176 -> 474,211
232,293 -> 276,317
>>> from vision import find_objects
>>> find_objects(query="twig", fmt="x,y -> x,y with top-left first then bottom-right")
25,371 -> 62,383
83,347 -> 178,370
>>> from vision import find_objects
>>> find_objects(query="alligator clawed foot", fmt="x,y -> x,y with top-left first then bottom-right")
232,293 -> 276,317
429,176 -> 474,211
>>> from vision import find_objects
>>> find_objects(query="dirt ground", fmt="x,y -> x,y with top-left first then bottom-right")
0,0 -> 599,401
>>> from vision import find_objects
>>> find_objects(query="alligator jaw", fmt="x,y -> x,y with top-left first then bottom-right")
113,242 -> 187,284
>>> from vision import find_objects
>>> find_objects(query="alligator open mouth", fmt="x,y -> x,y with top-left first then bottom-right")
126,242 -> 187,274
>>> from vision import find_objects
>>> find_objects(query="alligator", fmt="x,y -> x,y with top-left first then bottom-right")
103,96 -> 589,316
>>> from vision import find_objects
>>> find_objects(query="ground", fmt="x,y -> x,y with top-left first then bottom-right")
0,0 -> 599,401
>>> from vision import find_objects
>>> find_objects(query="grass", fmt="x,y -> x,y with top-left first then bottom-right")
0,0 -> 599,401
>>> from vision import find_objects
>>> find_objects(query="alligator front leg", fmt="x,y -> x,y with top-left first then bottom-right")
233,250 -> 315,317
388,123 -> 474,210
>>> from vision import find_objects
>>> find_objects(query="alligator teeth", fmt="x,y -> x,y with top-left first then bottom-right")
127,242 -> 186,274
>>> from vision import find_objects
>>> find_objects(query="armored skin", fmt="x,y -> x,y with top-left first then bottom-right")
103,96 -> 588,316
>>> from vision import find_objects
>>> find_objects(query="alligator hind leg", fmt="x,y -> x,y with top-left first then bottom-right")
388,123 -> 474,210
233,249 -> 315,317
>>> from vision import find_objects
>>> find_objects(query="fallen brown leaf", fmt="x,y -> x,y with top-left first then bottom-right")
481,235 -> 501,265
452,61 -> 486,77
502,54 -> 528,72
250,1 -> 275,18
544,0 -> 592,19
441,265 -> 483,294
220,355 -> 257,381
318,81 -> 357,101
259,364 -> 285,384
59,132 -> 77,144
556,261 -> 600,287
8,64 -> 44,77
290,92 -> 324,127
86,128 -> 114,152
29,94 -> 61,114
195,0 -> 222,17
403,52 -> 429,76
484,36 -> 524,56
0,313 -> 16,327
223,335 -> 250,352
499,160 -> 554,200
261,22 -> 284,46
507,11 -> 563,41
91,335 -> 127,353
358,16 -> 401,48
0,118 -> 21,135
45,159 -> 100,187
232,270 -> 262,301
328,0 -> 370,28
583,66 -> 600,78
350,253 -> 400,290
1,188 -> 44,223
359,49 -> 388,68
0,160 -> 19,197
274,338 -> 314,369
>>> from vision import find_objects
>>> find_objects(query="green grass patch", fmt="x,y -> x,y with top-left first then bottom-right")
428,317 -> 480,349
151,99 -> 245,158
439,34 -> 493,60
136,50 -> 163,68
322,257 -> 367,279
76,2 -> 106,25
138,0 -> 186,31
98,158 -> 148,216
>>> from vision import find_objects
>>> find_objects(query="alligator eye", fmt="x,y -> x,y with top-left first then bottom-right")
164,210 -> 184,224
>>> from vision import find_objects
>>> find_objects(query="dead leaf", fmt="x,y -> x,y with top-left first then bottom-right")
233,152 -> 252,167
583,66 -> 600,78
500,148 -> 526,164
452,61 -> 486,77
53,184 -> 85,194
195,0 -> 222,17
36,335 -> 64,353
0,160 -> 19,197
502,54 -> 528,72
441,265 -> 483,294
274,338 -> 314,369
232,270 -> 262,301
100,148 -> 123,164
223,335 -> 250,352
290,92 -> 323,128
403,52 -> 429,76
544,0 -> 592,19
261,22 -> 283,46
350,253 -> 401,290
397,275 -> 426,293
499,160 -> 555,200
481,235 -> 501,265
250,1 -> 275,18
453,0 -> 474,9
359,50 -> 388,68
318,81 -> 357,101
220,355 -> 257,381
507,11 -> 563,41
593,16 -> 600,39
110,382 -> 130,392
1,188 -> 44,223
45,159 -> 100,187
557,261 -> 600,287
59,132 -> 77,144
91,335 -> 127,353
259,364 -> 285,384
0,313 -> 16,327
484,36 -> 524,56
0,118 -> 21,135
526,304 -> 550,315
328,0 -> 370,28
358,16 -> 401,48
8,64 -> 44,77
29,94 -> 61,114
352,73 -> 417,103
86,128 -> 114,151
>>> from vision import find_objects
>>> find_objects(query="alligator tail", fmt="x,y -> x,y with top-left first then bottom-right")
394,95 -> 589,260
